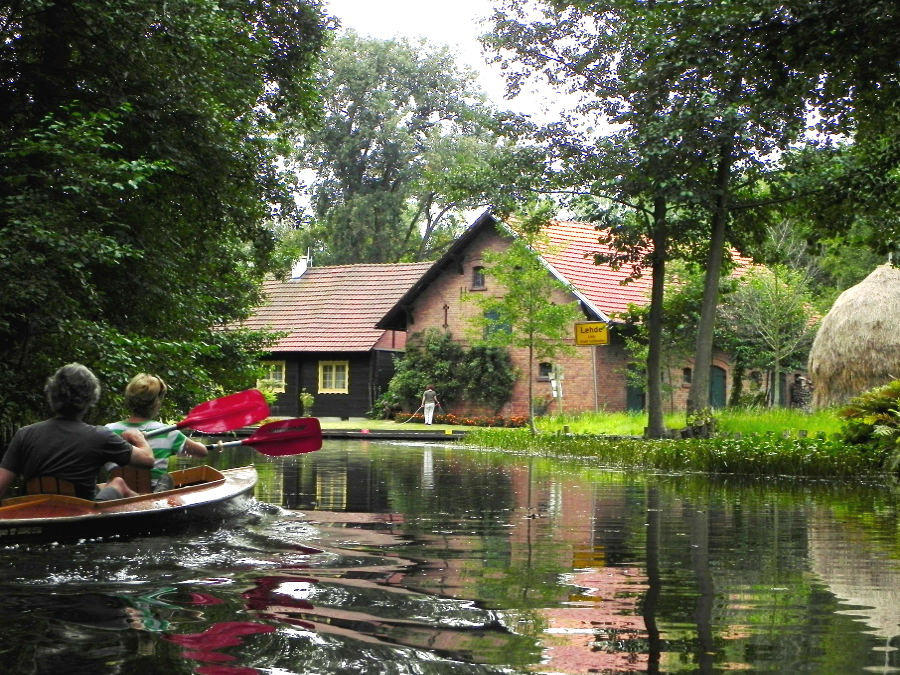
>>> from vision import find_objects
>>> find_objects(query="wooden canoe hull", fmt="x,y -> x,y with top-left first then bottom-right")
0,465 -> 257,544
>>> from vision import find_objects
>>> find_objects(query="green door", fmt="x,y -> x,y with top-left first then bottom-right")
709,366 -> 726,408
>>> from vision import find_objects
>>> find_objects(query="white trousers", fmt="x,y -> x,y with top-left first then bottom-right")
423,402 -> 436,424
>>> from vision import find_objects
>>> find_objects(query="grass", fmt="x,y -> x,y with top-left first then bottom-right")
530,407 -> 842,437
314,408 -> 884,477
316,407 -> 842,437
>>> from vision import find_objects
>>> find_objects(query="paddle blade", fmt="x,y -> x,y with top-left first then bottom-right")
178,389 -> 270,434
244,418 -> 322,456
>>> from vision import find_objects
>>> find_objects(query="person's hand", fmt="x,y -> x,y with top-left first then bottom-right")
121,428 -> 150,450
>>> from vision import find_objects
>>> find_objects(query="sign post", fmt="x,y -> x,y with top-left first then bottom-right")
574,322 -> 608,413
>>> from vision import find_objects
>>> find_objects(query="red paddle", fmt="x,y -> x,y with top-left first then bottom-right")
144,389 -> 270,438
206,418 -> 322,456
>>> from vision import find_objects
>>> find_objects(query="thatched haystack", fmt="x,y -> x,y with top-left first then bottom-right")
808,264 -> 900,409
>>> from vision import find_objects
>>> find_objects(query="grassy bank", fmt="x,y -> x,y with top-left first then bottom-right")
464,408 -> 886,478
532,407 -> 842,437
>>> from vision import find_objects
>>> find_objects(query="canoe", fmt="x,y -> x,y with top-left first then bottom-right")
0,465 -> 257,544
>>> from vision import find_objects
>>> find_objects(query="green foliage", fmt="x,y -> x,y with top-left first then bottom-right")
717,264 -> 819,405
287,30 -> 531,265
458,345 -> 517,413
838,380 -> 900,469
298,389 -> 315,416
0,0 -> 327,429
379,328 -> 517,415
465,428 -> 874,478
381,329 -> 467,411
482,0 -> 900,418
530,407 -> 841,438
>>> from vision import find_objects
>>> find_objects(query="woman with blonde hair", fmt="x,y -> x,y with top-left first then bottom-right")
106,373 -> 208,491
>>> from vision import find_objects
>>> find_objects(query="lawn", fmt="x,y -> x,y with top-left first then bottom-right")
317,407 -> 842,437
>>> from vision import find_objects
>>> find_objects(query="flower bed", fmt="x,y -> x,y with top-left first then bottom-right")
395,412 -> 527,428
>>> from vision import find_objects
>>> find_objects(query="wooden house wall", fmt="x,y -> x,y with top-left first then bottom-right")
266,352 -> 388,419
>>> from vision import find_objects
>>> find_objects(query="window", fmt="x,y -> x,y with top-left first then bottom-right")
318,360 -> 349,394
483,309 -> 510,338
258,360 -> 286,393
472,266 -> 486,290
538,362 -> 552,380
682,367 -> 692,384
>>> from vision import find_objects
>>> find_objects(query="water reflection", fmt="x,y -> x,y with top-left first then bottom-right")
0,439 -> 899,674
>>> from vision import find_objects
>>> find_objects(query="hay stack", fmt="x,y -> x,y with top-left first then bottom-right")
808,264 -> 900,409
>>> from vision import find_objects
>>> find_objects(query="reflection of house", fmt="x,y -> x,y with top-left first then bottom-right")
377,210 -> 742,416
241,261 -> 431,418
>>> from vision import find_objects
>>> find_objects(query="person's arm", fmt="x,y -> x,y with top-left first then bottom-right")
120,429 -> 154,468
0,467 -> 16,499
183,438 -> 208,458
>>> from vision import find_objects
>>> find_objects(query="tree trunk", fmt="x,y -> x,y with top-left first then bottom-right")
527,342 -> 537,434
645,197 -> 668,438
687,143 -> 733,414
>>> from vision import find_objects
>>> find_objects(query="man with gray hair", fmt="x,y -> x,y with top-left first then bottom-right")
0,363 -> 154,500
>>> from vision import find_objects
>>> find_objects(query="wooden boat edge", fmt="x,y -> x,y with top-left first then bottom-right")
0,465 -> 257,523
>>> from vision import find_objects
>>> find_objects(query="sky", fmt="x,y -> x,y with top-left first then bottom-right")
321,0 -> 565,120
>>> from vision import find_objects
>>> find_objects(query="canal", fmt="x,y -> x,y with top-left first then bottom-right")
1,438 -> 899,674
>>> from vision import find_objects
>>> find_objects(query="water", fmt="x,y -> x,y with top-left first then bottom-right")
1,439 -> 900,674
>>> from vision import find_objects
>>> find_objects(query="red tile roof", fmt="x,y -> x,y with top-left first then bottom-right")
538,219 -> 755,319
540,220 -> 655,318
242,263 -> 433,352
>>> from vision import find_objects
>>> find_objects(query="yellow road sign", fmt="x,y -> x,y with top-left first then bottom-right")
575,321 -> 609,345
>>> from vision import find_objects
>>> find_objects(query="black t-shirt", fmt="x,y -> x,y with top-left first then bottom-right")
1,417 -> 134,499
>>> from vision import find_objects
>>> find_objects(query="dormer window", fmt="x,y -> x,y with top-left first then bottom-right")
472,266 -> 486,290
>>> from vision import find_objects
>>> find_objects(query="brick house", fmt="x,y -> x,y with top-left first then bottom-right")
241,261 -> 432,418
377,210 -> 738,417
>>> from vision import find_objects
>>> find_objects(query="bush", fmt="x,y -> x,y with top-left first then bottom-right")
838,379 -> 900,470
381,329 -> 517,415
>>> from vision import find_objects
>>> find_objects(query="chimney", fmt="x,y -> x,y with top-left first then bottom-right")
291,249 -> 312,279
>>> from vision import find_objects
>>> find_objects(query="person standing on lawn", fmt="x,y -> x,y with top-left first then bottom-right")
420,385 -> 441,425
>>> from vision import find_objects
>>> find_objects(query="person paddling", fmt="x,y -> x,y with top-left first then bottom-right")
106,373 -> 208,491
0,363 -> 154,500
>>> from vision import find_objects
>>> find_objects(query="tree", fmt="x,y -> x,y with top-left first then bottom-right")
482,0 -> 870,422
378,329 -> 516,415
286,30 -> 530,265
0,0 -> 327,428
464,202 -> 584,433
718,266 -> 819,406
381,329 -> 467,413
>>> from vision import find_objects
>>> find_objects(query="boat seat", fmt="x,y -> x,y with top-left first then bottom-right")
108,466 -> 153,494
26,476 -> 77,497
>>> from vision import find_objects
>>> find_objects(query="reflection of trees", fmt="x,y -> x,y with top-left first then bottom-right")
642,486 -> 662,674
639,476 -> 900,672
234,441 -> 900,671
